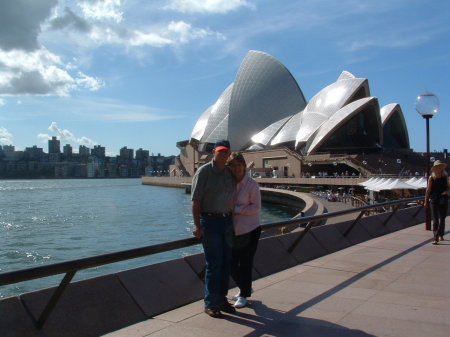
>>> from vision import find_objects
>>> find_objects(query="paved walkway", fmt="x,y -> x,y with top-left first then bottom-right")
104,222 -> 450,337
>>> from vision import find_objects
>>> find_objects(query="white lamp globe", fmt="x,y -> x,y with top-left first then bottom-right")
415,92 -> 439,117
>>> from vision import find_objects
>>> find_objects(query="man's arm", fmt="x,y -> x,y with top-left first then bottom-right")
192,199 -> 202,239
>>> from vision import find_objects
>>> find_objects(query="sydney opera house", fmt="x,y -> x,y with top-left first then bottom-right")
173,50 -> 436,178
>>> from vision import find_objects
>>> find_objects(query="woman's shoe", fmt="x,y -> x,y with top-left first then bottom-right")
440,236 -> 444,241
432,240 -> 438,245
232,289 -> 253,301
234,297 -> 248,308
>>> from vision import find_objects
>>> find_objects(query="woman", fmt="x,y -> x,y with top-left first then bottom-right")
226,152 -> 261,308
425,160 -> 449,245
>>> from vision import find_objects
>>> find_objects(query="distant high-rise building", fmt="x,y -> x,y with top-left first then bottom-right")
120,146 -> 134,161
135,148 -> 149,161
3,145 -> 15,153
79,145 -> 90,157
63,144 -> 73,158
48,137 -> 60,154
25,145 -> 44,160
92,145 -> 106,158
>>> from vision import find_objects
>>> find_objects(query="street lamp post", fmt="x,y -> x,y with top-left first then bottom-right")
415,92 -> 440,230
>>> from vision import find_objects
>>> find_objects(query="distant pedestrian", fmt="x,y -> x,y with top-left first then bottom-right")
191,140 -> 236,318
226,152 -> 261,309
425,160 -> 449,245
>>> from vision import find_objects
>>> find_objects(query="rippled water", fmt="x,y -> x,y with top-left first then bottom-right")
0,178 -> 299,298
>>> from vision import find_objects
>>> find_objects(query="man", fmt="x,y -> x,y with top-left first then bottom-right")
191,140 -> 235,318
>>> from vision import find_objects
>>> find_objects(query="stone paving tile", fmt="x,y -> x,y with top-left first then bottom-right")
154,301 -> 204,323
297,296 -> 366,324
166,311 -> 261,337
383,278 -> 450,298
251,264 -> 313,290
348,301 -> 450,326
249,285 -> 321,312
394,267 -> 450,288
368,290 -> 450,310
102,318 -> 174,337
331,286 -> 379,301
301,245 -> 362,267
339,313 -> 450,337
144,323 -> 238,337
287,264 -> 358,285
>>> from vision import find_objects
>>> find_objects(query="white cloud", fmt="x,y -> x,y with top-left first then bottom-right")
165,0 -> 254,13
0,99 -> 5,106
0,0 -> 231,96
128,30 -> 173,47
167,21 -> 222,44
87,20 -> 224,48
37,133 -> 52,143
0,48 -> 103,95
47,122 -> 97,146
78,0 -> 124,23
0,127 -> 14,145
75,72 -> 104,91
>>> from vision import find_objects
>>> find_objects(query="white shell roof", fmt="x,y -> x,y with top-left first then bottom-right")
228,50 -> 307,150
190,50 -> 307,150
271,111 -> 303,146
251,115 -> 291,146
304,97 -> 380,154
296,72 -> 369,148
189,52 -> 409,155
380,103 -> 410,148
190,105 -> 212,141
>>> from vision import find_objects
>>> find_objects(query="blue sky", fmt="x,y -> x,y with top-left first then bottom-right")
0,0 -> 448,156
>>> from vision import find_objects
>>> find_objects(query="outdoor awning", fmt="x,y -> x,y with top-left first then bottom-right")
405,177 -> 427,189
370,178 -> 419,192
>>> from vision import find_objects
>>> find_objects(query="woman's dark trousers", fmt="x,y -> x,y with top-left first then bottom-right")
431,197 -> 448,240
231,226 -> 261,298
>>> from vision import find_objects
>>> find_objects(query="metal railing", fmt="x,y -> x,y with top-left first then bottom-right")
0,196 -> 425,329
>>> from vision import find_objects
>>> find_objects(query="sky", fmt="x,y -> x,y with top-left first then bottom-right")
0,0 -> 448,157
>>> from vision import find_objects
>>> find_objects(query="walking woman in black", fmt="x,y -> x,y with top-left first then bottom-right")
425,160 -> 449,245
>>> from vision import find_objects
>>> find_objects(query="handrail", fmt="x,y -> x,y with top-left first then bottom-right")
0,195 -> 425,329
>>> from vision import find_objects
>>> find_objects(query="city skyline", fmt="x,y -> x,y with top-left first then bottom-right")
1,136 -> 163,158
0,0 -> 449,156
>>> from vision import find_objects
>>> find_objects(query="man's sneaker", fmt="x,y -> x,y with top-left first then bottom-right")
234,297 -> 248,308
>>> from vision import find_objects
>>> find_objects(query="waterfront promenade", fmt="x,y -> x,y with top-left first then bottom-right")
104,222 -> 449,337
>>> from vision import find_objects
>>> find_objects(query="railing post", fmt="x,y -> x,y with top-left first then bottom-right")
36,270 -> 76,329
412,203 -> 424,218
343,210 -> 366,237
381,204 -> 401,227
287,221 -> 313,253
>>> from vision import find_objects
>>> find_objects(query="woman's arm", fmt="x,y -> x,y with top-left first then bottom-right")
235,180 -> 261,216
425,176 -> 433,206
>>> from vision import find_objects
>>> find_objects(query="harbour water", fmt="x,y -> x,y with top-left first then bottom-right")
0,178 -> 299,298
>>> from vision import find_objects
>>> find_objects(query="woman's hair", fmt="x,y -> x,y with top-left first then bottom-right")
226,152 -> 246,167
431,166 -> 447,179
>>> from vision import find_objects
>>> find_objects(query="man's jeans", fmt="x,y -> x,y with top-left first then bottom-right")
201,214 -> 233,308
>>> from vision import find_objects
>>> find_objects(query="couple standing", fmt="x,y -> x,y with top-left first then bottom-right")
191,140 -> 261,318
